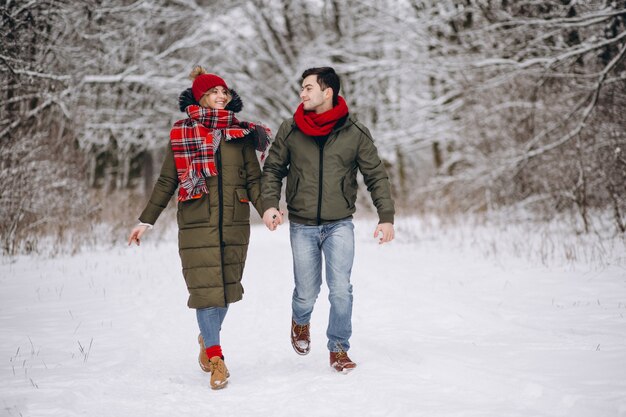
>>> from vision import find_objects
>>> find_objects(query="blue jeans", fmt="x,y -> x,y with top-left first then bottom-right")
196,306 -> 228,348
290,219 -> 355,352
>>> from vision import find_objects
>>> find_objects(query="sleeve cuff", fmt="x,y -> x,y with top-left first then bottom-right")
138,221 -> 153,229
262,200 -> 280,214
378,213 -> 394,224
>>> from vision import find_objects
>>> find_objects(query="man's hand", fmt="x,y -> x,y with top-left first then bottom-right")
128,224 -> 149,246
263,208 -> 284,231
373,223 -> 394,245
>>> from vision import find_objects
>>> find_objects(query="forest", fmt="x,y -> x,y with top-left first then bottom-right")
1,0 -> 625,255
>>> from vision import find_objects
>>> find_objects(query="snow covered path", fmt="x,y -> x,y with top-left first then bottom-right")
1,220 -> 625,417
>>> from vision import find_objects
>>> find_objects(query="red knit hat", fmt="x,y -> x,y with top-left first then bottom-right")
192,73 -> 228,101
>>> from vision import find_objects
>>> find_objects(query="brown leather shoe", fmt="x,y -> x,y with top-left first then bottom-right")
330,351 -> 357,372
198,334 -> 211,372
291,319 -> 311,355
208,356 -> 229,390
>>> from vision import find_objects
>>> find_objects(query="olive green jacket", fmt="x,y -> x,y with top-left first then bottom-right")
262,115 -> 394,225
139,138 -> 262,309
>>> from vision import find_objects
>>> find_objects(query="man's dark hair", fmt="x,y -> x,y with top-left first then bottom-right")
301,67 -> 340,106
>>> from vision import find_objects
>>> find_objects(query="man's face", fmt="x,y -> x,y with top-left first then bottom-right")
300,75 -> 330,113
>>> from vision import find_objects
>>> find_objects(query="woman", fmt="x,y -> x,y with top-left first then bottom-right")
128,66 -> 270,390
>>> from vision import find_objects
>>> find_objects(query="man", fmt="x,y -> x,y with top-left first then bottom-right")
262,67 -> 395,372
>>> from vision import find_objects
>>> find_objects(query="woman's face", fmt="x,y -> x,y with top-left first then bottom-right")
200,86 -> 231,110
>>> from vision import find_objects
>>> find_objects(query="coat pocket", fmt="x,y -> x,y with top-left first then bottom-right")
178,194 -> 209,226
341,175 -> 357,209
286,175 -> 300,206
233,189 -> 250,223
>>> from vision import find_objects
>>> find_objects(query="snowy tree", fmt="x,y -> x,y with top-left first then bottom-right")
2,0 -> 624,254
0,1 -> 93,254
419,0 -> 626,231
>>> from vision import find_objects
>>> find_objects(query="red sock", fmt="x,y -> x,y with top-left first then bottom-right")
206,345 -> 223,359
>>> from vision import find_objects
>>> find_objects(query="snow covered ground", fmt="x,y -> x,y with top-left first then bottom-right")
1,218 -> 625,417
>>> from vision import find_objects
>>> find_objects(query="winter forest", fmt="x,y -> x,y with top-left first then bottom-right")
2,1 -> 626,415
2,0 -> 625,255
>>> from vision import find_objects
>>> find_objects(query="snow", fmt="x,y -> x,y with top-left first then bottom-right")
1,218 -> 626,417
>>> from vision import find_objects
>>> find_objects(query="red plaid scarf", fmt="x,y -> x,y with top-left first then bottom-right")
170,105 -> 271,201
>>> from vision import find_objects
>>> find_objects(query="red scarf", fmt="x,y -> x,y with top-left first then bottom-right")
293,96 -> 349,136
170,105 -> 270,201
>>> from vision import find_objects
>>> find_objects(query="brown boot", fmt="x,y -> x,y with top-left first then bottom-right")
209,356 -> 229,390
198,334 -> 211,372
291,319 -> 311,355
330,351 -> 357,372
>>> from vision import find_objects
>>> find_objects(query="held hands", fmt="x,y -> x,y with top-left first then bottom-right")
263,208 -> 284,231
128,224 -> 149,246
374,223 -> 394,245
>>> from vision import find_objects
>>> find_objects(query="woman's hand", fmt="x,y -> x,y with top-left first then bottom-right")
128,224 -> 149,246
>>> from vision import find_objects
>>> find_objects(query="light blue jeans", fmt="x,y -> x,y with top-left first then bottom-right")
196,306 -> 229,348
290,219 -> 355,352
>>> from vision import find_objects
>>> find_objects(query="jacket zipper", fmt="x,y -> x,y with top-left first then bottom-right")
216,149 -> 228,307
312,119 -> 347,225
316,139 -> 326,225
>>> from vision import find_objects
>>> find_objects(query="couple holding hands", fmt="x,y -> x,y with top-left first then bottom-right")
128,66 -> 395,390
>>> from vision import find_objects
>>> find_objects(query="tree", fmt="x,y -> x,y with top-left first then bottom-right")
420,0 -> 626,231
0,1 -> 92,254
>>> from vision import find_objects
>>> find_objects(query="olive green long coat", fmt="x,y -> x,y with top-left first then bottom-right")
139,138 -> 262,309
